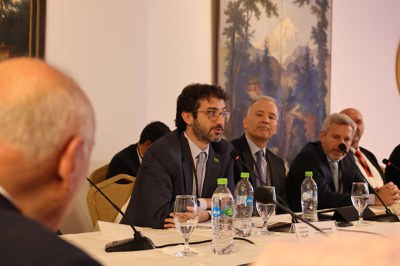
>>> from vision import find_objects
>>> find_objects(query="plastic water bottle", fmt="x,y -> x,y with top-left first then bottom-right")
211,178 -> 234,255
233,172 -> 253,237
301,171 -> 318,222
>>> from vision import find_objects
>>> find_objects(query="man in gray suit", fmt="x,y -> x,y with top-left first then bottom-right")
122,84 -> 235,229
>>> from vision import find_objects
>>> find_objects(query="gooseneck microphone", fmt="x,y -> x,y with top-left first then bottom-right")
86,178 -> 156,252
339,145 -> 400,222
383,159 -> 400,172
230,150 -> 298,224
254,186 -> 328,236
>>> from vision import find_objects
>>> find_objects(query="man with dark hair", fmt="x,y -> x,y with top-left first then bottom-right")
122,83 -> 235,229
386,144 -> 400,187
106,121 -> 170,178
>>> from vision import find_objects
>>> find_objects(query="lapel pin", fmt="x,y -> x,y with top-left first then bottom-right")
213,157 -> 220,163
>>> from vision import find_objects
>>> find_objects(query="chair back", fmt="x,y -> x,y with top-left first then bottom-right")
87,174 -> 135,226
89,163 -> 109,184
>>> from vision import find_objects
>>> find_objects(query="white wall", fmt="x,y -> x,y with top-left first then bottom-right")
46,0 -> 400,233
331,0 -> 400,162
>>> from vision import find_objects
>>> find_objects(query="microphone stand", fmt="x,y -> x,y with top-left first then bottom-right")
86,178 -> 156,252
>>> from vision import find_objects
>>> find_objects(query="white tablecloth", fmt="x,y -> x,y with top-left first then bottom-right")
61,212 -> 400,266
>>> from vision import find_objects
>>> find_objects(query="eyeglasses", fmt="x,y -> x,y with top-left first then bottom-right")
193,109 -> 231,122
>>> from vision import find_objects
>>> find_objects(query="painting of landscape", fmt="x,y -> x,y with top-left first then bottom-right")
217,0 -> 332,163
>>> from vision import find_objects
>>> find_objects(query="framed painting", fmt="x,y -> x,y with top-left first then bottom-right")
215,0 -> 332,163
397,43 -> 400,94
0,0 -> 46,61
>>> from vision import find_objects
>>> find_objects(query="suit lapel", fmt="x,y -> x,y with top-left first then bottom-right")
0,194 -> 19,212
180,134 -> 194,195
239,135 -> 258,186
203,146 -> 221,197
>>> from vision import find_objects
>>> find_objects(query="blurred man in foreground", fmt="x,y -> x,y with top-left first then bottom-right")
0,58 -> 99,265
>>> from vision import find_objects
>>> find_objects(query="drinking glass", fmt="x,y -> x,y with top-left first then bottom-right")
174,195 -> 199,257
351,182 -> 369,226
256,186 -> 276,235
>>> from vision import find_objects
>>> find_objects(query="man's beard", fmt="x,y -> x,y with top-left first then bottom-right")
192,119 -> 223,143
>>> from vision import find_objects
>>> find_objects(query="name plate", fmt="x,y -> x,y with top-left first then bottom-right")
293,221 -> 337,241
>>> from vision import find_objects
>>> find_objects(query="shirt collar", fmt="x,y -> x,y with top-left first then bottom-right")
0,185 -> 18,208
245,134 -> 266,156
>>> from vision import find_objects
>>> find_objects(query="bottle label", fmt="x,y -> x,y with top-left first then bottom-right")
212,206 -> 222,217
246,196 -> 253,206
222,206 -> 234,217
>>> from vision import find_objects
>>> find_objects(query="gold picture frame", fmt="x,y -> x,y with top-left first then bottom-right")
0,0 -> 46,61
396,43 -> 400,93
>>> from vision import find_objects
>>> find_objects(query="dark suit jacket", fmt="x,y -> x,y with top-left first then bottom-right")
385,144 -> 400,187
359,146 -> 385,183
122,130 -> 235,229
106,143 -> 140,178
0,194 -> 100,266
286,141 -> 364,212
231,134 -> 286,202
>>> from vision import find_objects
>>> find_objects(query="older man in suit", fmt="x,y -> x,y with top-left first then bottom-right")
0,58 -> 99,265
340,108 -> 399,206
286,113 -> 365,211
231,96 -> 286,204
122,84 -> 234,229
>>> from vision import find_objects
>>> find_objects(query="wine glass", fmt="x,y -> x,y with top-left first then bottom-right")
351,182 -> 369,226
174,195 -> 199,257
256,186 -> 276,235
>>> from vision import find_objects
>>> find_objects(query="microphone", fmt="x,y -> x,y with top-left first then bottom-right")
254,187 -> 328,236
383,159 -> 400,172
230,150 -> 299,226
230,150 -> 266,187
338,146 -> 399,222
86,178 -> 156,252
338,143 -> 348,154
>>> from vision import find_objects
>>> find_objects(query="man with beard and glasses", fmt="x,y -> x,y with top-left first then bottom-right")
122,84 -> 234,229
231,96 -> 286,212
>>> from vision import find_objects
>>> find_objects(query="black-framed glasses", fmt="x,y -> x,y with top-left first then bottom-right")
193,109 -> 231,122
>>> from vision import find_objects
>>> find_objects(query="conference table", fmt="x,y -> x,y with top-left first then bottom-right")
61,206 -> 400,266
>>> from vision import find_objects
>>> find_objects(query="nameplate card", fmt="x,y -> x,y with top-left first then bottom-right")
293,221 -> 337,241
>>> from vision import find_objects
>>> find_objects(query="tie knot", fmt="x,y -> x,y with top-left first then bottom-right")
198,151 -> 206,162
256,150 -> 264,158
354,149 -> 362,157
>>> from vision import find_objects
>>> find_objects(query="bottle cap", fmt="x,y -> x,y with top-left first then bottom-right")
217,178 -> 228,185
240,172 -> 250,179
305,171 -> 313,177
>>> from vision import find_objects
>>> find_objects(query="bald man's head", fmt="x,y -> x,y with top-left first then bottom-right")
0,58 -> 96,230
0,58 -> 95,163
340,108 -> 364,149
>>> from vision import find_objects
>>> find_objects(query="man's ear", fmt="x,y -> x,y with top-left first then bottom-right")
181,111 -> 193,126
243,116 -> 248,129
143,140 -> 152,148
58,136 -> 84,180
319,131 -> 326,142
